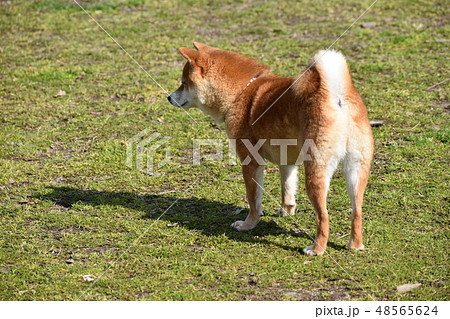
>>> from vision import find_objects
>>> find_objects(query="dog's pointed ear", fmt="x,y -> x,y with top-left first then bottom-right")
179,47 -> 200,63
179,47 -> 207,76
193,42 -> 210,51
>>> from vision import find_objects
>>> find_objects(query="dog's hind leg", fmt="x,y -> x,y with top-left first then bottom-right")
231,164 -> 264,231
302,156 -> 339,256
343,152 -> 371,251
276,165 -> 298,216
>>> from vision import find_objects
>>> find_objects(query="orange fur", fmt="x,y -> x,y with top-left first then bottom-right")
168,43 -> 374,256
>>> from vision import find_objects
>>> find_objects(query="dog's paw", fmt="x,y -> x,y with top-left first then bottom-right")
302,245 -> 325,256
345,241 -> 365,251
275,204 -> 296,217
231,220 -> 256,231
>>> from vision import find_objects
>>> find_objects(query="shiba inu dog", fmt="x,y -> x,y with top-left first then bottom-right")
168,42 -> 373,256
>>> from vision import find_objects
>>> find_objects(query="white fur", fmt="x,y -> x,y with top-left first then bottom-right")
255,165 -> 264,216
313,50 -> 350,193
343,142 -> 363,210
313,50 -> 348,108
303,244 -> 325,256
231,165 -> 264,230
324,154 -> 340,194
280,165 -> 298,206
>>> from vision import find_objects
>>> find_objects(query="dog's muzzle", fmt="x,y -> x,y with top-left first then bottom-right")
167,95 -> 187,108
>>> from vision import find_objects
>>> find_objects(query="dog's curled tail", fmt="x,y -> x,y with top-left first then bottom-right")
312,50 -> 350,107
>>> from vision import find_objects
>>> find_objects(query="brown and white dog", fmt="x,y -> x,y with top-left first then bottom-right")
168,42 -> 373,256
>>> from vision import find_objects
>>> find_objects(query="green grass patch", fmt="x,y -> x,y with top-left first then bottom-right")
0,0 -> 448,301
32,0 -> 146,12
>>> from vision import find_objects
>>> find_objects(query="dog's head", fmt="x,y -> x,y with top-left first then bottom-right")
168,42 -> 269,123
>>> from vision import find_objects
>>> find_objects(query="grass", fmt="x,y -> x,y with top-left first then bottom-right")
0,0 -> 448,300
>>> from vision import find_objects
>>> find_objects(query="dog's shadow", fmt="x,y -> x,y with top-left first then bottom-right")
34,186 -> 344,253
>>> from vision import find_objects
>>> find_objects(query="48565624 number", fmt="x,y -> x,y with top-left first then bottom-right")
376,306 -> 438,316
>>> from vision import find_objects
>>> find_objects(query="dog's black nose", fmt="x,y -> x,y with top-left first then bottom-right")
167,95 -> 172,103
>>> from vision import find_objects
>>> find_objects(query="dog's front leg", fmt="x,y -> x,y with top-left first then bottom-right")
231,164 -> 264,231
276,165 -> 298,216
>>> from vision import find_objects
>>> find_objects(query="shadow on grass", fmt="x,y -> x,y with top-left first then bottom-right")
34,186 -> 345,253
